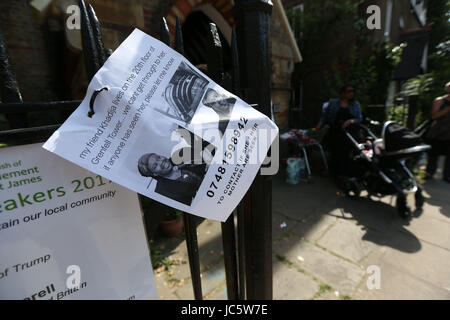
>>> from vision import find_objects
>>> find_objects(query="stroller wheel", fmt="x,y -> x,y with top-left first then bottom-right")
396,194 -> 411,218
415,187 -> 424,210
348,186 -> 360,198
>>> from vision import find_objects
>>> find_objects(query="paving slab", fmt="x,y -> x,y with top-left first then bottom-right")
361,235 -> 450,292
154,272 -> 182,300
420,179 -> 450,219
325,194 -> 414,237
158,219 -> 224,282
273,211 -> 300,241
162,242 -> 192,281
174,261 -> 227,300
289,211 -> 338,242
273,261 -> 319,300
401,212 -> 450,250
274,235 -> 365,295
317,219 -> 378,263
193,219 -> 225,271
353,226 -> 450,300
204,282 -> 228,300
272,176 -> 339,221
354,260 -> 450,300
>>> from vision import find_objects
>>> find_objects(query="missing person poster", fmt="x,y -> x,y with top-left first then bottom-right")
0,144 -> 157,300
43,28 -> 278,222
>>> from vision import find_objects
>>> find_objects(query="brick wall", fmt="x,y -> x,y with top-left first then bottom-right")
0,0 -> 295,129
142,0 -> 177,36
270,5 -> 295,129
0,0 -> 62,102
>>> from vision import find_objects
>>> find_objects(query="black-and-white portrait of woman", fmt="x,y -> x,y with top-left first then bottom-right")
157,62 -> 236,139
202,88 -> 236,136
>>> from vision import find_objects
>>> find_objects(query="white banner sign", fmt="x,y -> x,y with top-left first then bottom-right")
43,28 -> 278,222
0,144 -> 157,300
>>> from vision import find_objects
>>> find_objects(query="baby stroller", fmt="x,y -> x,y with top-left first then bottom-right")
340,120 -> 431,218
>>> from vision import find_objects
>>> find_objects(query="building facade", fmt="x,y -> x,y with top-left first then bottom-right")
0,0 -> 299,129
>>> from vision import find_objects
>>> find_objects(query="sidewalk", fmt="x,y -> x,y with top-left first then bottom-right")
152,167 -> 450,300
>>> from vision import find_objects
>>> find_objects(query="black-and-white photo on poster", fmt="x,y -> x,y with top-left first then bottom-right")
202,88 -> 236,136
137,127 -> 214,206
158,61 -> 209,122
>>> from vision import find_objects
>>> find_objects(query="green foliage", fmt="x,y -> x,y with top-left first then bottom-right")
174,210 -> 183,221
423,41 -> 450,102
347,41 -> 401,109
414,168 -> 426,180
287,0 -> 397,126
149,241 -> 175,270
391,1 -> 450,124
164,209 -> 183,222
318,283 -> 332,293
427,0 -> 450,55
387,105 -> 406,125
402,74 -> 434,97
387,73 -> 434,126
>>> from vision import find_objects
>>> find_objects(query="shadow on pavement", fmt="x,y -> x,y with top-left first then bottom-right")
273,172 -> 422,254
327,195 -> 422,253
422,179 -> 450,218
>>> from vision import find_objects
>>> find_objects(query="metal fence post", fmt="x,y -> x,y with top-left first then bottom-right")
234,0 -> 273,300
168,16 -> 203,300
230,29 -> 247,300
78,0 -> 102,80
86,3 -> 107,67
204,23 -> 240,300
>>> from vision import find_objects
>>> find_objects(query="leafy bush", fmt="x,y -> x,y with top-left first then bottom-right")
287,1 -> 399,127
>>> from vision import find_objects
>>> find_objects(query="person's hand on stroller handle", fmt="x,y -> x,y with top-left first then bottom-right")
342,118 -> 357,129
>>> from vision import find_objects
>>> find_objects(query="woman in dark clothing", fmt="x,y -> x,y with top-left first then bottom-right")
315,85 -> 362,178
425,81 -> 450,183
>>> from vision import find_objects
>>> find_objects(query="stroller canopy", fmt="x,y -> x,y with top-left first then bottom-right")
383,122 -> 423,153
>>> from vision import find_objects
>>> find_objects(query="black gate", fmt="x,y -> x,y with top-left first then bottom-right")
0,0 -> 273,300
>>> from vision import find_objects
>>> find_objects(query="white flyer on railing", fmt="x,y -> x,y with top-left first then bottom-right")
43,28 -> 278,222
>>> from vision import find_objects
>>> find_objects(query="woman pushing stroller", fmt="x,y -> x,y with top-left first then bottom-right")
314,84 -> 429,217
315,84 -> 362,184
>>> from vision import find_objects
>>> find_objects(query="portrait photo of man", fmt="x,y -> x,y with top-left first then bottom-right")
137,128 -> 214,206
138,153 -> 207,206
